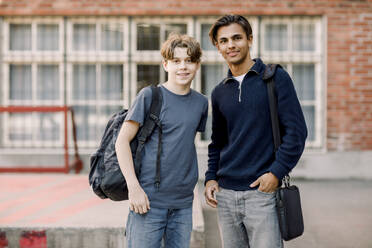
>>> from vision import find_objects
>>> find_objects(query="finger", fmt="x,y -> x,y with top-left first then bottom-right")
146,197 -> 150,210
206,198 -> 217,208
133,205 -> 139,214
129,204 -> 134,212
140,204 -> 146,214
250,179 -> 260,188
206,187 -> 215,200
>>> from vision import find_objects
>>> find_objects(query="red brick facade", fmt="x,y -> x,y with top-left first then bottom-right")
1,0 -> 371,151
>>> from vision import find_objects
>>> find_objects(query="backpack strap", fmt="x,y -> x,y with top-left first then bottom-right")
133,86 -> 163,188
263,64 -> 281,151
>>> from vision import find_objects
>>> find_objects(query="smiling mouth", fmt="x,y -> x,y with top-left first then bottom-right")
227,51 -> 239,57
177,73 -> 190,77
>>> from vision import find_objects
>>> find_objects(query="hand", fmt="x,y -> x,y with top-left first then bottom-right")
250,172 -> 279,193
128,184 -> 150,214
204,180 -> 219,208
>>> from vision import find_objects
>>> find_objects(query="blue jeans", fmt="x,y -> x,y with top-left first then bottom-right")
216,187 -> 283,248
126,207 -> 192,248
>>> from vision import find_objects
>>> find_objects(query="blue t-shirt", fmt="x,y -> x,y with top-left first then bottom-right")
125,85 -> 208,209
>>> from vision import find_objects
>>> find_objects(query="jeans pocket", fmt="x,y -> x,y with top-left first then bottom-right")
256,189 -> 276,196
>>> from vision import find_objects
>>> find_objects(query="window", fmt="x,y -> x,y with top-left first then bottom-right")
9,24 -> 31,51
1,16 -> 325,152
67,18 -> 128,147
37,24 -> 59,51
200,64 -> 227,141
261,17 -> 323,148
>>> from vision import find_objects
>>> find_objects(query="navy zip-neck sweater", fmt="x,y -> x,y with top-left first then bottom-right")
205,58 -> 307,190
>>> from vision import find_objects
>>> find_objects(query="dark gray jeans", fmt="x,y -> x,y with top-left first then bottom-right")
216,187 -> 283,248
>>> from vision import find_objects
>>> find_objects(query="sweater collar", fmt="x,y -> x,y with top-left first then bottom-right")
222,58 -> 263,84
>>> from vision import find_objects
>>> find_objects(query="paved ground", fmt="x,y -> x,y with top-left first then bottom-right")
0,174 -> 204,247
198,179 -> 372,248
1,174 -> 372,248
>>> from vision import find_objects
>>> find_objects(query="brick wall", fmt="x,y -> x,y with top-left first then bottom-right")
0,0 -> 371,151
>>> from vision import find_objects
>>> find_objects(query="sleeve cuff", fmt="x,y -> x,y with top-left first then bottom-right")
204,174 -> 217,186
269,161 -> 289,181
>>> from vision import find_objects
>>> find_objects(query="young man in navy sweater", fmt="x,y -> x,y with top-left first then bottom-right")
204,15 -> 307,247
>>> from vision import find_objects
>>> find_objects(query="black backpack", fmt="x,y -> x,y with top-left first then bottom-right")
89,86 -> 163,201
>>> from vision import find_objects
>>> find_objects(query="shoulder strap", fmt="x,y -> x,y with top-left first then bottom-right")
263,64 -> 281,151
263,64 -> 291,186
134,86 -> 163,188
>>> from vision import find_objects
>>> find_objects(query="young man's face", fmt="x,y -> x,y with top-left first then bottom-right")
163,47 -> 200,87
215,23 -> 252,65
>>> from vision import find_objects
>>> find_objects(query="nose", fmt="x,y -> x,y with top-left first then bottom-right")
227,39 -> 235,48
179,60 -> 187,68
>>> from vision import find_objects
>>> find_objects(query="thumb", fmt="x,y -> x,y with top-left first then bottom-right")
250,179 -> 260,188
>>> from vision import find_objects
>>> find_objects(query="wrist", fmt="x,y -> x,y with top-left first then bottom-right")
206,180 -> 218,188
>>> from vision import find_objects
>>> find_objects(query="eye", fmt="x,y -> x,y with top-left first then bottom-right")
186,58 -> 192,63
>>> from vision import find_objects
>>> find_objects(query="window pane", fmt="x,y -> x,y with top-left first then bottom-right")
164,24 -> 187,40
10,65 -> 32,100
73,105 -> 97,141
10,24 -> 31,50
37,65 -> 59,100
201,24 -> 215,51
9,113 -> 33,141
35,113 -> 60,141
302,105 -> 315,141
293,23 -> 315,51
137,24 -> 160,50
101,64 -> 123,100
72,64 -> 96,100
73,24 -> 96,51
292,64 -> 315,101
101,24 -> 123,51
201,64 -> 225,141
264,24 -> 288,51
37,24 -> 59,51
137,64 -> 160,93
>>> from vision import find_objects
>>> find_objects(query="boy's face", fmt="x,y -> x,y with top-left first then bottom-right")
163,47 -> 200,87
215,23 -> 252,65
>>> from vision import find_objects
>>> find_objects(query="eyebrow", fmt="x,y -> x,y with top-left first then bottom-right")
219,33 -> 243,40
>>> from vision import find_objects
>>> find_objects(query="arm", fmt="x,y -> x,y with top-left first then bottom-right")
204,89 -> 227,207
115,120 -> 150,214
251,68 -> 307,192
270,68 -> 308,181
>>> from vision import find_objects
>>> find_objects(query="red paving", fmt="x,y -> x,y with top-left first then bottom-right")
0,174 -> 125,227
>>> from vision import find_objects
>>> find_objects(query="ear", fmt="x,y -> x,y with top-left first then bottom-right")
248,34 -> 253,48
215,42 -> 222,54
196,61 -> 201,71
162,60 -> 168,72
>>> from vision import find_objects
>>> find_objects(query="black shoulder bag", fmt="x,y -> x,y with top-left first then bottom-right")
263,64 -> 305,241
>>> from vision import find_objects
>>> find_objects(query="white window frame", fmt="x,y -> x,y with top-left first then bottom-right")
2,17 -> 65,149
131,17 -> 193,63
66,17 -> 129,149
3,17 -> 64,62
260,17 -> 324,149
66,17 -> 129,62
66,62 -> 128,148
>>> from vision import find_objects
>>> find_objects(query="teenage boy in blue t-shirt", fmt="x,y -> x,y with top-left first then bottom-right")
115,34 -> 208,248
